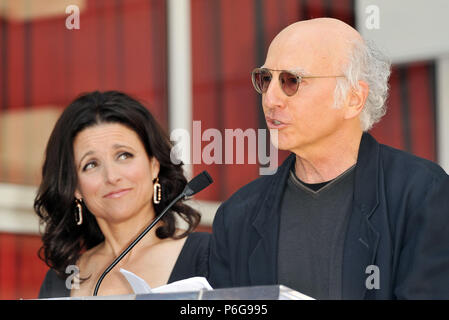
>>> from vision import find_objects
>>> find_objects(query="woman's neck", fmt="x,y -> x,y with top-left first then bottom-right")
96,209 -> 163,260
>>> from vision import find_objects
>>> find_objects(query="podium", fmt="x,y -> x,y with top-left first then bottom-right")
48,285 -> 313,300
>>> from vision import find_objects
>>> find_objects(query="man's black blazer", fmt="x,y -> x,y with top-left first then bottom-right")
208,133 -> 449,299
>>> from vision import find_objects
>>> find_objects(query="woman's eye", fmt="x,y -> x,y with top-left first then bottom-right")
118,152 -> 133,160
83,161 -> 96,171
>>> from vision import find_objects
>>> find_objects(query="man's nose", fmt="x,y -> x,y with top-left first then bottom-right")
263,76 -> 286,111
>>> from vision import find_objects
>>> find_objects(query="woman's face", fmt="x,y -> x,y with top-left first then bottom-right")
73,123 -> 159,224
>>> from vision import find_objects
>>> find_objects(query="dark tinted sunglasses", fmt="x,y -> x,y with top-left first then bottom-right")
251,67 -> 345,96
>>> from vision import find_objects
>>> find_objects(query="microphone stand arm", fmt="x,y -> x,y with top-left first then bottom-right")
93,192 -> 185,296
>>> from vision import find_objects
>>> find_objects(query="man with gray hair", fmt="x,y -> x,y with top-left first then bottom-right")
208,18 -> 449,299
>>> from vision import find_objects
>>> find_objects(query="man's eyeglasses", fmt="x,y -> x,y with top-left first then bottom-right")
251,67 -> 345,97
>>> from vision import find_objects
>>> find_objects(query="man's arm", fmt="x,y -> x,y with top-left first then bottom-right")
394,174 -> 449,299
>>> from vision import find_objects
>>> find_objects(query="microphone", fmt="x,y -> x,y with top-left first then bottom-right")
182,170 -> 213,197
93,171 -> 213,296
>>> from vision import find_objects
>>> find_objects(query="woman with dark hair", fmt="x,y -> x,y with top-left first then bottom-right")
36,91 -> 210,298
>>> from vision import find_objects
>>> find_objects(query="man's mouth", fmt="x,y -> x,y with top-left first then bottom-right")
266,117 -> 288,129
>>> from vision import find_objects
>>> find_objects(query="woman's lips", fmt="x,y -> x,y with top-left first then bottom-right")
104,188 -> 132,199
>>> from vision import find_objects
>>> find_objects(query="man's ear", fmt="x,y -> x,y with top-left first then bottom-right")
344,80 -> 369,119
151,157 -> 160,181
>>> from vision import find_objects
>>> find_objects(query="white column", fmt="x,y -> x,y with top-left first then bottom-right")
436,57 -> 449,174
167,0 -> 193,179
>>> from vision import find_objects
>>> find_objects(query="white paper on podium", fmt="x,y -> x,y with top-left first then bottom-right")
119,268 -> 152,294
119,268 -> 213,295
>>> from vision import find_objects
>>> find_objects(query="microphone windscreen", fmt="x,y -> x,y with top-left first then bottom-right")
184,171 -> 213,196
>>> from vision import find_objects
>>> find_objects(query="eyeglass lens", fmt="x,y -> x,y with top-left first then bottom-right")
253,69 -> 299,96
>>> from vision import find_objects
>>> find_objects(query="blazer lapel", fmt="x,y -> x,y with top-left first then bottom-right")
342,133 -> 381,299
248,153 -> 295,286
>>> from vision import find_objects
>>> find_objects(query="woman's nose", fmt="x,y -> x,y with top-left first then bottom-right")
103,163 -> 121,184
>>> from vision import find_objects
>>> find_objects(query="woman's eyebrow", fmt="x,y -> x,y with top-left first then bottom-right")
112,144 -> 136,152
78,150 -> 94,169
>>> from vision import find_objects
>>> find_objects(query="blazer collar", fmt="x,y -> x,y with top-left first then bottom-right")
249,153 -> 295,285
343,132 -> 381,299
252,153 -> 295,235
353,132 -> 380,218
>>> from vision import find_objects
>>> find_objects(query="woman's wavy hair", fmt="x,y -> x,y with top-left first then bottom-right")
34,90 -> 201,278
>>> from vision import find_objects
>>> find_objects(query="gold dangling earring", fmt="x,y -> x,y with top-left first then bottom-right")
153,177 -> 162,204
75,198 -> 83,226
